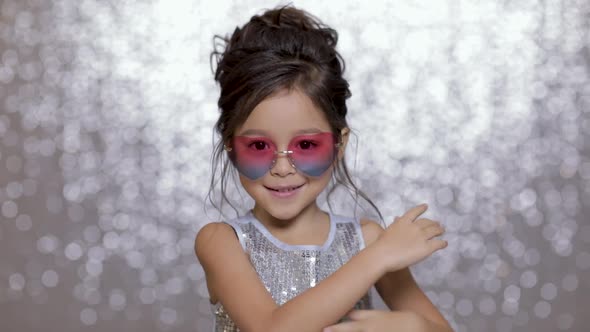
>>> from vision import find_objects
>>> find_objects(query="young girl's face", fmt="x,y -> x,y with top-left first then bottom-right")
229,88 -> 344,221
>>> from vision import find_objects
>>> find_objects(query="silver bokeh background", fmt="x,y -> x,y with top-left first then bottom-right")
1,0 -> 589,331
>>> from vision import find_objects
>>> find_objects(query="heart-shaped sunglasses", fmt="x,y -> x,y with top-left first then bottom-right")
225,132 -> 341,180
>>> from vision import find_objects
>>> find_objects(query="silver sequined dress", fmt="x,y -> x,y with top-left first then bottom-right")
212,211 -> 373,331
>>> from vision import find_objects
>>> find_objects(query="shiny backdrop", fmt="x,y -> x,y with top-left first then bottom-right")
0,0 -> 589,331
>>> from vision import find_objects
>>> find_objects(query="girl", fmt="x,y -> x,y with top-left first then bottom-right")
196,5 -> 453,332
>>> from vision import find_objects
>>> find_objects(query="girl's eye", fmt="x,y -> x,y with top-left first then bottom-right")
249,141 -> 269,150
297,140 -> 317,150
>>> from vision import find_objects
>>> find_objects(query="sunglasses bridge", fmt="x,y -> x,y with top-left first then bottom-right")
271,150 -> 296,170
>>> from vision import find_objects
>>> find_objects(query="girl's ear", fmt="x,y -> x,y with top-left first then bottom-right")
223,139 -> 232,151
337,127 -> 350,160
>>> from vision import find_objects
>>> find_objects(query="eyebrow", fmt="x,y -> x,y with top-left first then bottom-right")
237,128 -> 326,136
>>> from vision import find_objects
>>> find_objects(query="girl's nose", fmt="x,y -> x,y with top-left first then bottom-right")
270,152 -> 296,177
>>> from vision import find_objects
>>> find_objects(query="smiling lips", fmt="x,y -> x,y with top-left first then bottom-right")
265,184 -> 305,197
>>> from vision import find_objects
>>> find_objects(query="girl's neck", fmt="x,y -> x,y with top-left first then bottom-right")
251,202 -> 328,235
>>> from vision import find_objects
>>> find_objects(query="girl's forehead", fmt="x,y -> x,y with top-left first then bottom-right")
237,89 -> 332,136
236,128 -> 329,141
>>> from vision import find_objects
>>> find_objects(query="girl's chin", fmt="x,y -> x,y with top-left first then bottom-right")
264,207 -> 301,221
260,202 -> 319,222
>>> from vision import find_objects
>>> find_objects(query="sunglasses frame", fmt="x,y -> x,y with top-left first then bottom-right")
224,132 -> 342,179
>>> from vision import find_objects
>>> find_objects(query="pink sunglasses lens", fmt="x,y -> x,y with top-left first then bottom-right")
288,133 -> 337,177
228,136 -> 275,180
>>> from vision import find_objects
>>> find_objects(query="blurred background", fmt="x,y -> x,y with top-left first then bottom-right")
1,0 -> 589,331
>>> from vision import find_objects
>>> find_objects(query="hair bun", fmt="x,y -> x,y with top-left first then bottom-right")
216,5 -> 338,57
254,6 -> 321,31
253,6 -> 338,49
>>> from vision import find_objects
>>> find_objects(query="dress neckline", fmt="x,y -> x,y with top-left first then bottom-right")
246,210 -> 336,251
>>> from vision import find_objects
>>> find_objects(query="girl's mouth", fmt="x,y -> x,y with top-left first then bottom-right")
265,184 -> 305,197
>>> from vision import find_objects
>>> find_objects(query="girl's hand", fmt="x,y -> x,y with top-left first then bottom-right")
373,204 -> 447,273
323,310 -> 423,332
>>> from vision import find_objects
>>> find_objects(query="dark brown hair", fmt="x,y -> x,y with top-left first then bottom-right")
208,5 -> 382,221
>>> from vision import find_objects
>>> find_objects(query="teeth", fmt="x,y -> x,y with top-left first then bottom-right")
270,185 -> 300,192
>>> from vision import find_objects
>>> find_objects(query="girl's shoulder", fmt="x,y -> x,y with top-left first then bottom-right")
195,215 -> 249,242
195,221 -> 238,256
195,215 -> 253,257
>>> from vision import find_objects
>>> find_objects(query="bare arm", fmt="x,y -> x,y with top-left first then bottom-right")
196,222 -> 384,332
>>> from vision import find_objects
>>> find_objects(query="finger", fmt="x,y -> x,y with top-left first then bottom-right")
400,204 -> 428,223
414,218 -> 438,229
423,224 -> 445,239
429,238 -> 449,251
324,321 -> 363,332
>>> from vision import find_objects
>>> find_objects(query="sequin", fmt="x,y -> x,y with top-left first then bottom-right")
212,211 -> 372,331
